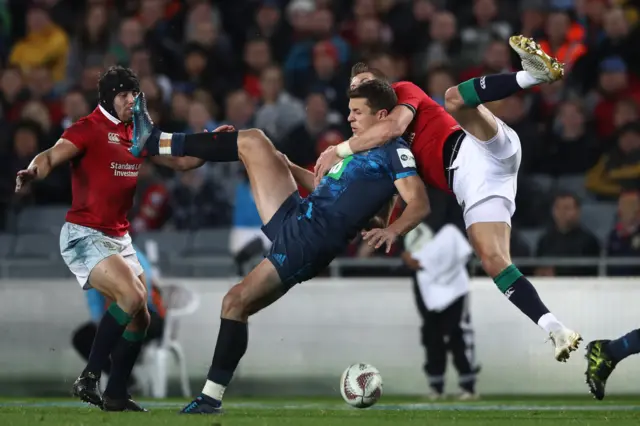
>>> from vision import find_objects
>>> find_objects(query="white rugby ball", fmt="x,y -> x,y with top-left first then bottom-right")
340,363 -> 383,408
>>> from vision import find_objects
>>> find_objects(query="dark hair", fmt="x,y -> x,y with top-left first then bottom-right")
554,191 -> 581,208
347,79 -> 397,114
350,62 -> 388,81
618,121 -> 640,138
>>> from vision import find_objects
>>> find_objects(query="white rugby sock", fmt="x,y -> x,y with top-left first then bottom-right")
537,312 -> 564,334
202,380 -> 226,401
516,71 -> 541,89
159,132 -> 173,155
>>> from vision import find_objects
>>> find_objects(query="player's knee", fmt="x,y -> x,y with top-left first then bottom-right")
444,87 -> 464,113
118,282 -> 147,314
221,285 -> 248,319
238,128 -> 272,156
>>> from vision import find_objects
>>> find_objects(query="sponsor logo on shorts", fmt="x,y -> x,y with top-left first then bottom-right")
107,133 -> 120,144
480,76 -> 486,90
505,287 -> 515,299
110,162 -> 140,177
102,240 -> 118,251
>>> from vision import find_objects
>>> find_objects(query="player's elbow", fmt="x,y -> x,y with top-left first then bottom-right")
444,86 -> 464,113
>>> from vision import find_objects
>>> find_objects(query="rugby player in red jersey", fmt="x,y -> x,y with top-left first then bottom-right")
315,36 -> 583,362
14,66 -> 230,411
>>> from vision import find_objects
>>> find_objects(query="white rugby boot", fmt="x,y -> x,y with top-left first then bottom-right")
509,35 -> 564,83
549,328 -> 583,362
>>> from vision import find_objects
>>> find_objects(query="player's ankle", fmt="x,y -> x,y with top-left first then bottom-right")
537,312 -> 564,334
202,380 -> 226,402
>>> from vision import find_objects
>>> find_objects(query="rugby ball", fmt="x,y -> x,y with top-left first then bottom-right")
403,222 -> 433,253
340,363 -> 383,408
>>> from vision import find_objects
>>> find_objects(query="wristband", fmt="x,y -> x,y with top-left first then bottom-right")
336,141 -> 354,158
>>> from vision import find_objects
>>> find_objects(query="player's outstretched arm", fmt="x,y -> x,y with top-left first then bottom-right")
15,139 -> 80,192
362,176 -> 429,253
389,175 -> 430,237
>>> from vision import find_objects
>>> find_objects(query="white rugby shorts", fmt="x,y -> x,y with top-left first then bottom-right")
60,222 -> 143,289
449,117 -> 522,228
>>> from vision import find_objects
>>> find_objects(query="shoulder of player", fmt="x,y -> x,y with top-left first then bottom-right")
386,136 -> 411,150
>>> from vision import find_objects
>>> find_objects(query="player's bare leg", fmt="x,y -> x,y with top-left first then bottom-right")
73,255 -> 148,410
444,35 -> 563,143
466,210 -> 581,362
181,259 -> 286,414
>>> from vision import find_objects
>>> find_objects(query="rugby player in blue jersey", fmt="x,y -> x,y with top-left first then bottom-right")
130,79 -> 429,414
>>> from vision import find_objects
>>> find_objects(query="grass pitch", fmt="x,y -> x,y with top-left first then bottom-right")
0,396 -> 639,425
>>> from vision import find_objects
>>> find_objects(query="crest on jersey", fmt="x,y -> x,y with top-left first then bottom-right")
107,132 -> 120,144
396,148 -> 415,168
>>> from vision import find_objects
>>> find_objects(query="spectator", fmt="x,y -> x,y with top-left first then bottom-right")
425,67 -> 456,107
459,39 -> 514,82
539,100 -> 599,176
587,122 -> 640,200
607,191 -> 640,276
249,0 -> 292,62
535,192 -> 601,277
613,98 -> 640,130
129,47 -> 173,105
66,4 -> 110,86
169,167 -> 231,231
539,10 -> 586,73
61,88 -> 90,130
254,65 -> 306,143
110,18 -> 144,66
592,57 -> 640,139
280,91 -> 345,170
413,11 -> 462,77
242,38 -> 274,99
0,66 -> 30,122
9,6 -> 70,83
460,0 -> 512,66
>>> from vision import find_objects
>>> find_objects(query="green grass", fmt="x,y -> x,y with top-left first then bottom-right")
0,396 -> 639,425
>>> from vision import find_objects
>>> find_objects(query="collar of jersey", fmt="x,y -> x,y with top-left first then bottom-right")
98,105 -> 121,125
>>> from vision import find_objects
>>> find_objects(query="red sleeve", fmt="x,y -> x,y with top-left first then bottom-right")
60,119 -> 89,152
392,81 -> 425,116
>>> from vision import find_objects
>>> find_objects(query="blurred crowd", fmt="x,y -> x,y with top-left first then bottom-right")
1,0 -> 640,275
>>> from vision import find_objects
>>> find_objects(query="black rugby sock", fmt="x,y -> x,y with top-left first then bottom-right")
493,265 -> 552,326
458,73 -> 522,107
83,303 -> 132,377
104,330 -> 145,399
207,319 -> 248,387
152,131 -> 239,162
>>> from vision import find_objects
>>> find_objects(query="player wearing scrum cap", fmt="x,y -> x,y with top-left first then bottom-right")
14,66 -> 228,411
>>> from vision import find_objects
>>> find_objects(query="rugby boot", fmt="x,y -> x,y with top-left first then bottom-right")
130,92 -> 158,157
102,394 -> 149,412
180,394 -> 223,415
72,372 -> 103,408
585,340 -> 616,401
549,328 -> 583,362
509,35 -> 564,83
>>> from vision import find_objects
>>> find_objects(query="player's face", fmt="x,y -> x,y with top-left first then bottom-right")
350,72 -> 376,90
113,90 -> 137,122
348,98 -> 387,136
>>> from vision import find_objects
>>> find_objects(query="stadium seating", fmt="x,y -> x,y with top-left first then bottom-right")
580,203 -> 617,245
15,206 -> 67,234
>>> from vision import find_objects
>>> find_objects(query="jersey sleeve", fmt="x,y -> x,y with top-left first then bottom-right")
60,119 -> 89,151
392,81 -> 426,116
388,141 -> 418,180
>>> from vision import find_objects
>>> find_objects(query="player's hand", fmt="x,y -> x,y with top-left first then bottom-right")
212,124 -> 235,133
15,166 -> 38,193
361,227 -> 399,253
313,145 -> 341,186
